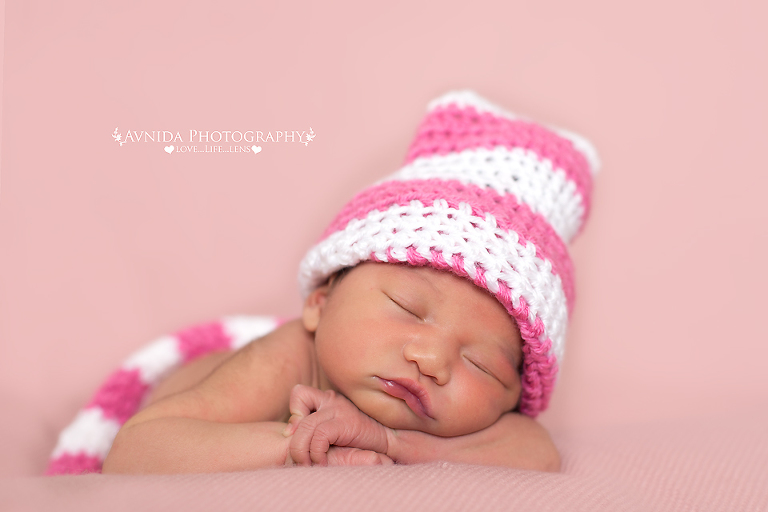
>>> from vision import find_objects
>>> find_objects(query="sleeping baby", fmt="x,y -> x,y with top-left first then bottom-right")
102,90 -> 599,474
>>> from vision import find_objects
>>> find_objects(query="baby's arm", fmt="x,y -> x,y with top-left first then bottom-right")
287,386 -> 559,471
106,417 -> 291,473
103,321 -> 314,474
386,413 -> 561,472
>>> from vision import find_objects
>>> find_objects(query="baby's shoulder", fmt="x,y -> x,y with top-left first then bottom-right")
143,319 -> 320,423
145,319 -> 315,407
236,318 -> 318,385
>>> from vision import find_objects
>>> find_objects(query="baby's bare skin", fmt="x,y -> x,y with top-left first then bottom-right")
103,264 -> 561,474
144,350 -> 236,407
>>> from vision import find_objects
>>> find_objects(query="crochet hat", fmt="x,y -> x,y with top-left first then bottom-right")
298,90 -> 599,417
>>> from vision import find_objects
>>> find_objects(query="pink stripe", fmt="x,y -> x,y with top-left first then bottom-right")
45,452 -> 102,475
473,264 -> 488,289
385,247 -> 397,263
430,248 -> 450,270
405,103 -> 593,217
320,179 -> 575,309
452,254 -> 468,278
495,284 -> 556,417
86,368 -> 149,424
176,321 -> 232,363
406,246 -> 428,265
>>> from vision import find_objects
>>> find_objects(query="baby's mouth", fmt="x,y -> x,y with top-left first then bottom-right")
377,377 -> 435,420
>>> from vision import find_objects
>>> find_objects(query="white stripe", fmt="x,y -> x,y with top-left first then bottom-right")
122,335 -> 182,384
549,126 -> 601,175
426,90 -> 600,174
50,408 -> 121,459
222,316 -> 280,350
427,90 -> 521,121
298,201 -> 567,360
384,146 -> 585,243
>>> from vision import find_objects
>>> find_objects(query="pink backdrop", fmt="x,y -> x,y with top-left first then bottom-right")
1,0 -> 767,478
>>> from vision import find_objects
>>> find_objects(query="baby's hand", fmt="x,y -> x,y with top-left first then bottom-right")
326,447 -> 394,466
284,384 -> 391,466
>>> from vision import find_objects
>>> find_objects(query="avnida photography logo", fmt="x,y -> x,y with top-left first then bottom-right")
112,128 -> 316,154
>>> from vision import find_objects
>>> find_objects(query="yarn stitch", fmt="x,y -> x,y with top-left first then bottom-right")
298,90 -> 599,417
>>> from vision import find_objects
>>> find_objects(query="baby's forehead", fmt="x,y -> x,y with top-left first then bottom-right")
378,263 -> 506,303
352,262 -> 521,334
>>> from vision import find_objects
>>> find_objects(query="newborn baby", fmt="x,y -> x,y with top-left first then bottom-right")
103,90 -> 598,474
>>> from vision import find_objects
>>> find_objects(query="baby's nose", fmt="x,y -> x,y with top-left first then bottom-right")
402,337 -> 452,385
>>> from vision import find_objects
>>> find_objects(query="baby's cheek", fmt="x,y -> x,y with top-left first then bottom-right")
471,398 -> 506,428
447,385 -> 505,433
317,329 -> 373,365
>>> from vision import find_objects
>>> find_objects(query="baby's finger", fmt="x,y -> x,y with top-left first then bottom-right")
287,384 -> 316,420
282,414 -> 301,437
288,419 -> 314,466
327,447 -> 395,466
289,409 -> 334,466
308,420 -> 346,465
378,453 -> 395,465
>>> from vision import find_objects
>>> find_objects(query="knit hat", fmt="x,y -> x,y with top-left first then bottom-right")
298,90 -> 599,417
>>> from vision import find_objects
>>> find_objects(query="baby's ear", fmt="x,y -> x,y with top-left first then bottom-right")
302,284 -> 330,333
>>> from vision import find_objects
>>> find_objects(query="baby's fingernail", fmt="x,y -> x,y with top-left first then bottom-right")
283,417 -> 299,437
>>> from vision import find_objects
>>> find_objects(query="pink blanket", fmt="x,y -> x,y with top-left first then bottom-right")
11,410 -> 768,511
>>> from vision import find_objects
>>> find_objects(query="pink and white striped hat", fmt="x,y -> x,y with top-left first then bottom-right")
298,90 -> 599,417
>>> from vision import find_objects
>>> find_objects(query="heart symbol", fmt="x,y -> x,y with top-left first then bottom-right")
251,145 -> 262,154
164,145 -> 174,154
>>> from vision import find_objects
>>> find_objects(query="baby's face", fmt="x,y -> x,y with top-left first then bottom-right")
303,262 -> 522,437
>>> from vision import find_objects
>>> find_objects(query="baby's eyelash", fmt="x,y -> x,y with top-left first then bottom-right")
467,357 -> 492,376
385,293 -> 420,319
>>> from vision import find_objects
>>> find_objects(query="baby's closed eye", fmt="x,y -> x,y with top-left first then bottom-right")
465,356 -> 493,376
384,292 -> 423,320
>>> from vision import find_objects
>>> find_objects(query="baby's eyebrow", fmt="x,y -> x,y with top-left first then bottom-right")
402,270 -> 442,297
